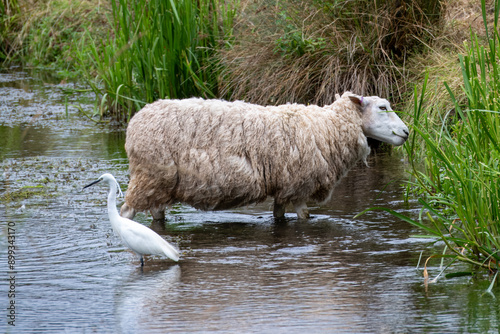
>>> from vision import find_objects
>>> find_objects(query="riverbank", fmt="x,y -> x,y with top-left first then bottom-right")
0,0 -> 489,118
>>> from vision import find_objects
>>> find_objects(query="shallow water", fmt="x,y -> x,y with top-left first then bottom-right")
1,69 -> 499,333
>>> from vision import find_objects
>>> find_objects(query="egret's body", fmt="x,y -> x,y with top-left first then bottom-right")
84,173 -> 179,266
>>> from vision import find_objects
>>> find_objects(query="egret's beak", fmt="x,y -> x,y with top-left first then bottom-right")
83,178 -> 102,190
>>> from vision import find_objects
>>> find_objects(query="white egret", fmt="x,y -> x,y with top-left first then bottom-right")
83,173 -> 180,266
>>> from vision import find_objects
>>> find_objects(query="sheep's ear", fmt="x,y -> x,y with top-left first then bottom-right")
349,95 -> 363,107
335,93 -> 341,101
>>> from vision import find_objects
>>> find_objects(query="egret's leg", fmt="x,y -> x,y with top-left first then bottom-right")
292,201 -> 310,219
273,201 -> 287,218
120,203 -> 136,219
150,207 -> 165,221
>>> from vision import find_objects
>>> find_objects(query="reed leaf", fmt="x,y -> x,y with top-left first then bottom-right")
362,0 -> 500,279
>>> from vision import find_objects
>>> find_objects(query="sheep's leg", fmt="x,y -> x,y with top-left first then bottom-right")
273,201 -> 287,218
292,201 -> 310,220
120,203 -> 136,220
150,207 -> 166,221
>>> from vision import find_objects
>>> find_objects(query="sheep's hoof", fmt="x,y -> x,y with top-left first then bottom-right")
296,211 -> 310,220
273,202 -> 286,218
293,202 -> 310,220
150,207 -> 165,221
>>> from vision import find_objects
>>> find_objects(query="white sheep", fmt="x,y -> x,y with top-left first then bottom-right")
120,92 -> 409,220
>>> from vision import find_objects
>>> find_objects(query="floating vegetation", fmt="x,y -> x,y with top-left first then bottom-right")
0,157 -> 127,205
1,184 -> 49,202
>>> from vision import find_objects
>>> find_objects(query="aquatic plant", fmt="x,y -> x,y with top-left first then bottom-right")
81,0 -> 237,121
360,0 -> 500,280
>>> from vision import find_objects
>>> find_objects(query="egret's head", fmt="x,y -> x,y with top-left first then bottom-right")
83,173 -> 123,197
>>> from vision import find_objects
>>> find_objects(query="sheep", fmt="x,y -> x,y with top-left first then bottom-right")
120,92 -> 409,220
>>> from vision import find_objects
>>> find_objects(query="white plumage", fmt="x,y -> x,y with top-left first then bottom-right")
84,173 -> 179,266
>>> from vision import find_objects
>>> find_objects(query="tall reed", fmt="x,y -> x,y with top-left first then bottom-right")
82,0 -> 236,121
359,0 -> 500,276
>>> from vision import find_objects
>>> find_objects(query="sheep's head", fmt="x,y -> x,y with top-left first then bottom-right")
347,93 -> 409,146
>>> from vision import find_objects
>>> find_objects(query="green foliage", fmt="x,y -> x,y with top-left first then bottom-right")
23,7 -> 77,68
405,72 -> 500,271
361,0 -> 500,276
81,0 -> 236,121
274,9 -> 326,57
0,0 -> 19,61
1,0 -> 108,76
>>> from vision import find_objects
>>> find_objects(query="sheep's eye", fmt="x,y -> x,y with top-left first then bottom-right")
379,106 -> 387,111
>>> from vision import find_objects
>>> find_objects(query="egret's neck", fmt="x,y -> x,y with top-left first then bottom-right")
107,182 -> 121,228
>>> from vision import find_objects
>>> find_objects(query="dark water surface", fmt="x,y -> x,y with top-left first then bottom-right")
1,69 -> 499,333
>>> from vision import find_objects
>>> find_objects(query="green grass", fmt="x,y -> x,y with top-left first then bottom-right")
0,0 -> 20,61
1,0 -> 109,77
80,0 -> 237,121
359,0 -> 500,280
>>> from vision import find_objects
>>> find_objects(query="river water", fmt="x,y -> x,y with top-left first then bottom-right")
0,69 -> 499,333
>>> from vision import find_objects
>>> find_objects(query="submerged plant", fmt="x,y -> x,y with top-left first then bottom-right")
360,0 -> 500,281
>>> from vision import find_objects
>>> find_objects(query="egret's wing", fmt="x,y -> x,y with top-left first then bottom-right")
118,219 -> 180,261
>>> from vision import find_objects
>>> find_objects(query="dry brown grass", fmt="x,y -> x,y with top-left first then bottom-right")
217,0 -> 444,106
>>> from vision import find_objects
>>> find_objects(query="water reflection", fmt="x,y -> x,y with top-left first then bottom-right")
0,124 -> 127,160
115,265 -> 181,332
